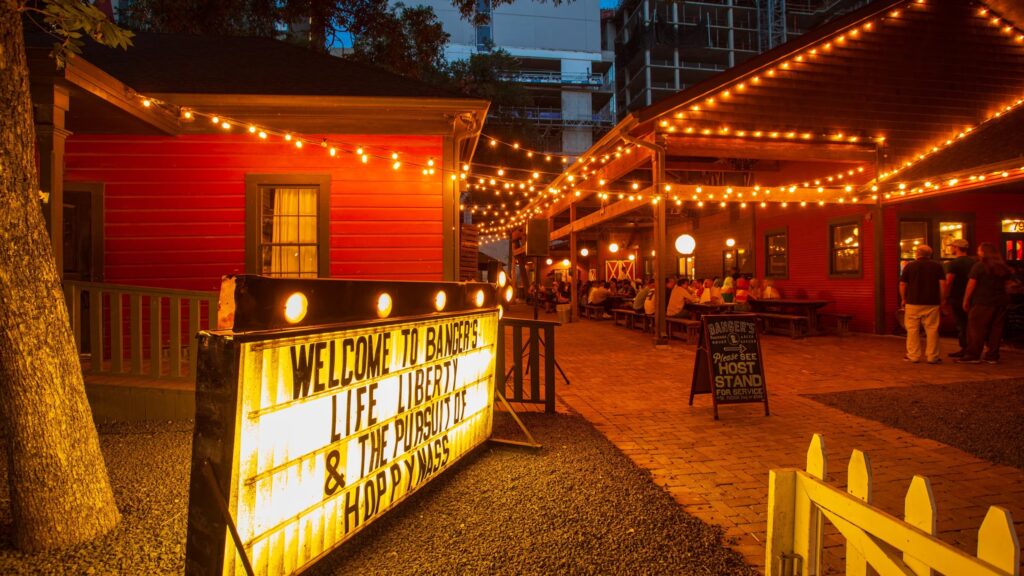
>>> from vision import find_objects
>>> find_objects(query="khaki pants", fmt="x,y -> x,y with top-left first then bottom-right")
905,304 -> 941,362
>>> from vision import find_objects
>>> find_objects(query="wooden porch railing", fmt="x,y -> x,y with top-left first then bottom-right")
63,280 -> 218,381
766,434 -> 1020,576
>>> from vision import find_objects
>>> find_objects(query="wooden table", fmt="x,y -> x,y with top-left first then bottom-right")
749,299 -> 833,335
685,302 -> 736,319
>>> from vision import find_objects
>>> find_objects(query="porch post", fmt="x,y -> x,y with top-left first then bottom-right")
652,153 -> 667,345
33,84 -> 71,279
442,135 -> 459,281
872,201 -> 886,334
569,202 -> 578,321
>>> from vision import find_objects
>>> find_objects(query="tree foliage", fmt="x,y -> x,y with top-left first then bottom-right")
21,0 -> 133,66
348,3 -> 449,82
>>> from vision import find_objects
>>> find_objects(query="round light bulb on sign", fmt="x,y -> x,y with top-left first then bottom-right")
504,285 -> 514,303
726,238 -> 736,247
434,290 -> 447,312
580,248 -> 589,257
546,258 -> 553,265
376,293 -> 393,318
474,290 -> 485,307
283,292 -> 308,324
628,254 -> 636,261
675,234 -> 696,255
609,242 -> 620,253
562,259 -> 570,267
497,270 -> 508,287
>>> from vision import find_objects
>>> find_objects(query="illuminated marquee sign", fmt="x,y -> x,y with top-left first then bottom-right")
1002,219 -> 1024,233
185,276 -> 501,576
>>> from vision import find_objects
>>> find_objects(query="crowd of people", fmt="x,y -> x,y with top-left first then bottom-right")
900,239 -> 1019,365
572,272 -> 783,319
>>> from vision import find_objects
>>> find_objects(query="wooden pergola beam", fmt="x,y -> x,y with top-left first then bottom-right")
551,189 -> 654,241
664,136 -> 877,163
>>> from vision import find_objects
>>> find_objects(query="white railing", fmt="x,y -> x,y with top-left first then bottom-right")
63,280 -> 218,381
767,434 -> 1020,575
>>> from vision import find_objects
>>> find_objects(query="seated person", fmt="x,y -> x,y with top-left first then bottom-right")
666,282 -> 698,317
747,278 -> 762,300
633,279 -> 654,311
762,278 -> 782,300
721,277 -> 735,303
643,288 -> 657,316
588,282 -> 614,317
735,276 -> 750,303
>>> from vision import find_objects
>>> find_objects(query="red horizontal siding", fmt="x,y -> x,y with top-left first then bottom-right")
65,134 -> 444,290
755,204 -> 877,332
881,186 -> 1024,332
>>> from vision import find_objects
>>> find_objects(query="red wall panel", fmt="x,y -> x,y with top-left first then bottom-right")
881,186 -> 1024,332
755,204 -> 878,332
65,133 -> 444,291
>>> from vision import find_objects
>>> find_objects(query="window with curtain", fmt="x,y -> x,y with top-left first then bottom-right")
259,186 -> 320,277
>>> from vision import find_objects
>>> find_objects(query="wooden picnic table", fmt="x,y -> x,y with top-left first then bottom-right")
684,302 -> 736,319
749,299 -> 833,335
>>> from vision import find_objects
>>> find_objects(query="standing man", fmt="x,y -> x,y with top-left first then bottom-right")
943,238 -> 974,357
899,245 -> 946,364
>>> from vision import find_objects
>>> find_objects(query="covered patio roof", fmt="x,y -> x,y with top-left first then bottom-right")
482,0 -> 1024,244
490,0 -> 1024,341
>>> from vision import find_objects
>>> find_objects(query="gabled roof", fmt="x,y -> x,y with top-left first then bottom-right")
26,29 -> 461,99
892,105 -> 1024,183
630,0 -> 1024,177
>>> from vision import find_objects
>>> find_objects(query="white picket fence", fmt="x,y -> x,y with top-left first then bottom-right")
766,434 -> 1020,576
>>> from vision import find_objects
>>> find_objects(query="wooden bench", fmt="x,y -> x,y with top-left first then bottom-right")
757,313 -> 808,339
819,312 -> 853,336
583,304 -> 607,320
666,317 -> 701,344
611,308 -> 639,328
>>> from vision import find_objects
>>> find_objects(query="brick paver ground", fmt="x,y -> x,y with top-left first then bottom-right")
510,307 -> 1024,573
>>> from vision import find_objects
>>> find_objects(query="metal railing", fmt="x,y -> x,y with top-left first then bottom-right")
63,280 -> 218,381
492,106 -> 616,127
502,69 -> 606,87
767,434 -> 1020,575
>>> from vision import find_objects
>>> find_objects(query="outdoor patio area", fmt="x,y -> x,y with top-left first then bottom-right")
511,306 -> 1024,572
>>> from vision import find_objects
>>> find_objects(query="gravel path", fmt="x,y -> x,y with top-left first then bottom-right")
806,378 -> 1024,470
0,413 -> 755,575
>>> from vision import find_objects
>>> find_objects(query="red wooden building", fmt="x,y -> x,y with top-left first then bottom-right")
26,31 -> 487,405
507,0 -> 1024,337
29,32 -> 487,290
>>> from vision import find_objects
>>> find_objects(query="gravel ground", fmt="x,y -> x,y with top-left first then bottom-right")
0,413 -> 755,575
0,421 -> 193,575
806,378 -> 1024,470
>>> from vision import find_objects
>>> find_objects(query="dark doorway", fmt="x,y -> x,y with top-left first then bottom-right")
62,183 -> 104,355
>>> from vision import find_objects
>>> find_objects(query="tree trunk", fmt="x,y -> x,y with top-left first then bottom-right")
0,2 -> 120,552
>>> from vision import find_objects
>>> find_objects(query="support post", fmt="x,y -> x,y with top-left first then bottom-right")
441,135 -> 459,281
569,202 -> 578,322
872,201 -> 886,334
623,134 -> 668,345
33,84 -> 71,278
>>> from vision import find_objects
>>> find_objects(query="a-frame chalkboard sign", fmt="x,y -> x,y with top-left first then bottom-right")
689,314 -> 769,420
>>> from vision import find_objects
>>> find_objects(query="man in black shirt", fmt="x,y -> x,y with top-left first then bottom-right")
943,239 -> 974,357
899,245 -> 946,364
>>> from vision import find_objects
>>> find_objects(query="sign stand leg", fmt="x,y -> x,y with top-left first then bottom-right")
202,459 -> 256,576
490,388 -> 542,450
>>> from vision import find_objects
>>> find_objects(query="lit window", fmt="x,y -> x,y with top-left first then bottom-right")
246,175 -> 329,278
830,222 -> 861,275
260,187 -> 319,277
765,230 -> 787,278
938,222 -> 965,259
